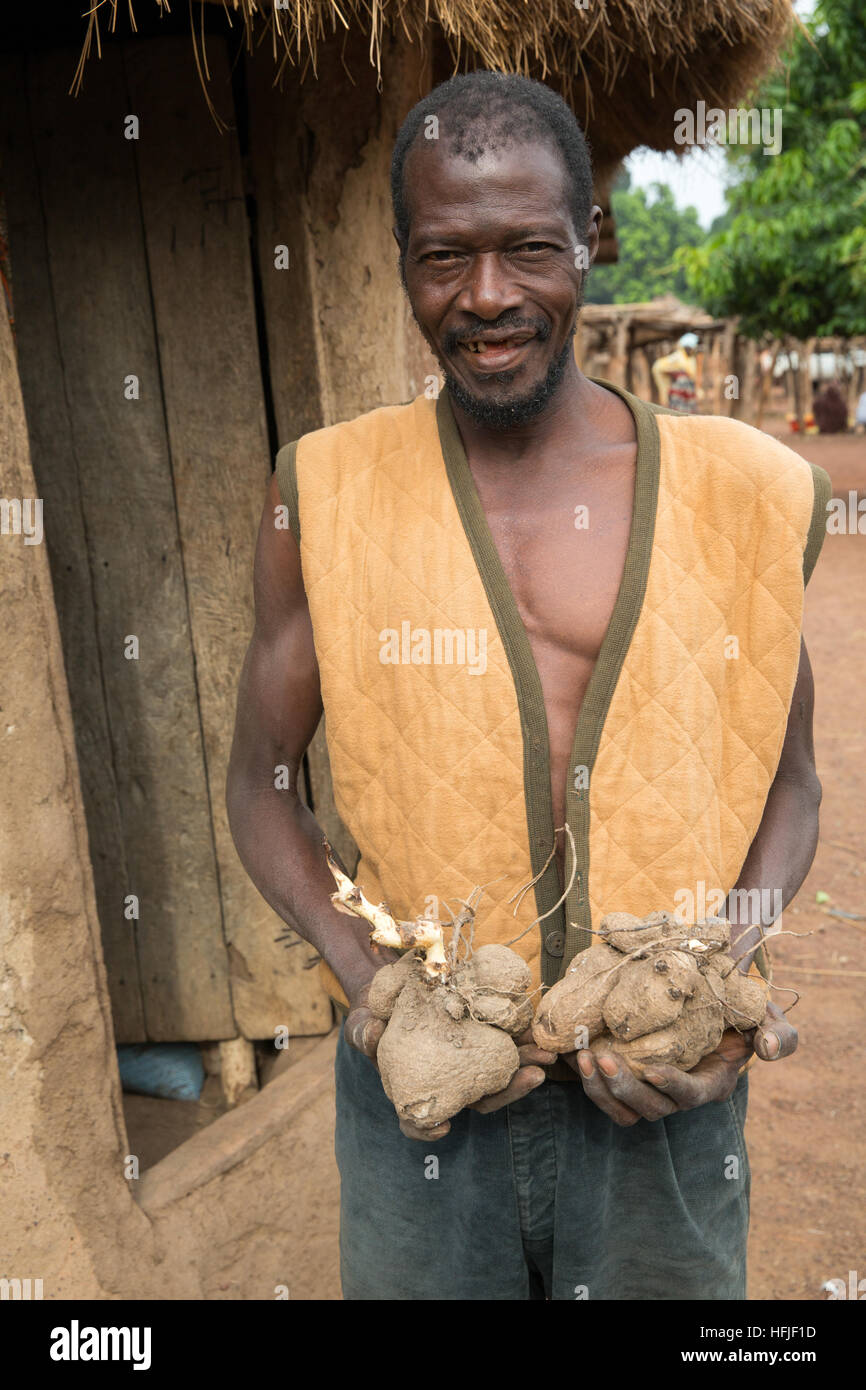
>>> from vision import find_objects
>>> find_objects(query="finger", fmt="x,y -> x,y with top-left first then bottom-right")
574,1052 -> 642,1126
642,1053 -> 739,1108
399,1117 -> 451,1141
589,1050 -> 680,1120
344,1008 -> 385,1060
468,1064 -> 546,1114
713,1027 -> 753,1066
754,1002 -> 798,1061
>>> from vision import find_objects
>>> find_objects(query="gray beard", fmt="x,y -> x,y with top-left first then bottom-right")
443,331 -> 575,431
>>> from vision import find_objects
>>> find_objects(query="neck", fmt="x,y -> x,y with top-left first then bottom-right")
447,358 -> 600,465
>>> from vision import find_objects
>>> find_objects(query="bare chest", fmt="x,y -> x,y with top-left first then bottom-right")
470,443 -> 637,834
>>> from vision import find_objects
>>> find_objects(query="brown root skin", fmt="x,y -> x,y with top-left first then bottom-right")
366,950 -> 421,1020
703,953 -> 736,984
676,974 -> 725,1064
376,974 -> 520,1130
603,949 -> 700,1040
453,944 -> 533,1036
532,944 -> 620,1051
722,968 -> 771,1031
691,916 -> 732,950
532,909 -> 762,1074
598,910 -> 680,954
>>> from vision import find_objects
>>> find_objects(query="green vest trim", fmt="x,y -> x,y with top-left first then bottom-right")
435,379 -> 661,986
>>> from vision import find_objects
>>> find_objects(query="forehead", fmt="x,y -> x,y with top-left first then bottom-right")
403,136 -> 574,240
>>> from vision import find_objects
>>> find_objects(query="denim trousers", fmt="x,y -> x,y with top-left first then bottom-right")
334,1023 -> 751,1300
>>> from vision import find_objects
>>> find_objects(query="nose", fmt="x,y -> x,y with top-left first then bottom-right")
455,251 -> 522,321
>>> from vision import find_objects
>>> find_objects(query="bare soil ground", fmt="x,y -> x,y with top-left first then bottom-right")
746,421 -> 866,1300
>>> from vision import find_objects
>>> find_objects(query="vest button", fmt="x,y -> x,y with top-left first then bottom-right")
545,930 -> 565,957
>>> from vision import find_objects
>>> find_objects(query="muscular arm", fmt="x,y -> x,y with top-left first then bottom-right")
226,474 -> 394,1004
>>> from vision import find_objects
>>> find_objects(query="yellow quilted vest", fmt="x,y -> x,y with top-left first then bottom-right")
276,382 -> 830,1009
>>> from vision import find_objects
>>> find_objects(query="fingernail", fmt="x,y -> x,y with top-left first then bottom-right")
763,1031 -> 781,1059
645,1072 -> 667,1088
577,1053 -> 594,1078
598,1056 -> 618,1078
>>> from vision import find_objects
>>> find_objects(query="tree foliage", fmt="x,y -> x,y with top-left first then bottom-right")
676,0 -> 866,339
586,178 -> 705,305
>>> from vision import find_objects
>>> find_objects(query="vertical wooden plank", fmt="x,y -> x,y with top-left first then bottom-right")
125,34 -> 331,1037
247,30 -> 431,879
242,54 -> 325,450
245,47 -> 358,874
720,322 -> 737,416
22,45 -> 234,1041
0,52 -> 146,1041
630,345 -> 652,403
608,316 -> 629,387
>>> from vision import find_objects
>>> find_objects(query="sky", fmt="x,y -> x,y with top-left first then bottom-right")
626,145 -> 729,229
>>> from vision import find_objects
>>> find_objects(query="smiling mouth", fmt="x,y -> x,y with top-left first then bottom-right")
460,333 -> 534,355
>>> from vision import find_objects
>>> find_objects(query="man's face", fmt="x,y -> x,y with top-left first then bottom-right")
401,136 -> 599,428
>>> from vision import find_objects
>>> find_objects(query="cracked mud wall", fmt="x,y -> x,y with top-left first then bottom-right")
0,294 -> 193,1298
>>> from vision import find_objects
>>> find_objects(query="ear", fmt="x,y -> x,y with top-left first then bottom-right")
585,205 -> 603,268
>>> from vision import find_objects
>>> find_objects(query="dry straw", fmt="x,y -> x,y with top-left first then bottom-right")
72,1 -> 797,166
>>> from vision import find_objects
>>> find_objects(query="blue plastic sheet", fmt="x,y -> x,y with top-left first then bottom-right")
116,1043 -> 205,1101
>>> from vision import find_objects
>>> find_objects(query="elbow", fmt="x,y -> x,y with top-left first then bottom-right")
774,764 -> 822,811
800,768 -> 823,814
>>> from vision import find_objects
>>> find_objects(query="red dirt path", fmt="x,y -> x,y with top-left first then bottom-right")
746,426 -> 866,1300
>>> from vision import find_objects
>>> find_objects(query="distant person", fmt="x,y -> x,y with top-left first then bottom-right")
855,389 -> 866,435
813,382 -> 848,434
651,332 -> 699,412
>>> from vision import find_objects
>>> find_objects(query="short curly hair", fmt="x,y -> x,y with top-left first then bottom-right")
391,71 -> 594,258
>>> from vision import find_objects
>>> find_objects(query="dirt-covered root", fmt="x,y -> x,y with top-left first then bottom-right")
603,949 -> 700,1040
366,949 -> 421,1020
589,978 -> 724,1078
597,910 -> 681,954
452,944 -> 533,1036
376,973 -> 520,1130
690,916 -> 732,950
719,967 -> 771,1031
676,973 -> 726,1064
532,944 -> 621,1051
533,905 -> 776,1077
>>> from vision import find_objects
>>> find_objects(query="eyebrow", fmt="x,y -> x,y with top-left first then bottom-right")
411,222 -> 570,248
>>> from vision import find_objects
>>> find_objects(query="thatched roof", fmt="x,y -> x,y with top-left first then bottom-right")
581,296 -> 725,349
75,1 -> 796,175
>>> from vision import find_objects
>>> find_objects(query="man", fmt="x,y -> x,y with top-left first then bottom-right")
227,72 -> 830,1300
651,331 -> 700,412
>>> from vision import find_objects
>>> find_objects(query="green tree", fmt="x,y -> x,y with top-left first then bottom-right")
586,181 -> 705,305
676,0 -> 866,339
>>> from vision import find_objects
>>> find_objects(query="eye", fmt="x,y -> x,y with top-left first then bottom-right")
423,249 -> 462,263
